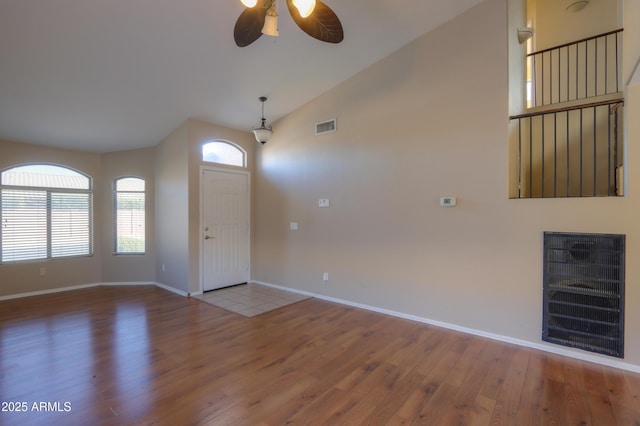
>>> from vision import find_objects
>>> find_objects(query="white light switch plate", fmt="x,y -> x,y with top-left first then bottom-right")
319,198 -> 330,208
290,222 -> 299,230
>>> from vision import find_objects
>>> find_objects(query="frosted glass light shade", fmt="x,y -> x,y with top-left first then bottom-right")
240,0 -> 258,7
253,127 -> 273,144
292,0 -> 316,18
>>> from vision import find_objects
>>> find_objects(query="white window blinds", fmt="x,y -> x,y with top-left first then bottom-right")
1,165 -> 93,263
114,177 -> 145,254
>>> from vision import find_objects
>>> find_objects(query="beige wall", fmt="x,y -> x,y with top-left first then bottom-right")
532,0 -> 619,51
101,147 -> 156,283
0,140 -> 103,296
623,0 -> 640,85
626,82 -> 640,361
508,0 -> 527,115
253,0 -> 640,367
155,122 -> 190,292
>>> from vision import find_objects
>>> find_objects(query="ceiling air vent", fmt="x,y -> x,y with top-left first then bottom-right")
315,118 -> 336,135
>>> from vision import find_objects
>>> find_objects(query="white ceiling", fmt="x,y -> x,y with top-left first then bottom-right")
0,0 -> 483,152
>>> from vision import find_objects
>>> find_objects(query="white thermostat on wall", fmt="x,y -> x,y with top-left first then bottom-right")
440,197 -> 457,207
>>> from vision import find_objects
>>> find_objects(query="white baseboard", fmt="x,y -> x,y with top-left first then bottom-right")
101,281 -> 156,287
0,281 -> 188,300
0,283 -> 101,301
154,282 -> 189,297
251,280 -> 640,374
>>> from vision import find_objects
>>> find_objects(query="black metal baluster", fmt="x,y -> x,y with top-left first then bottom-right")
580,108 -> 584,196
518,118 -> 523,198
576,41 -> 579,102
595,38 -> 598,97
567,45 -> 570,102
593,106 -> 597,196
566,110 -> 570,197
530,116 -> 533,197
605,35 -> 608,95
554,112 -> 558,197
607,104 -> 612,196
542,52 -> 546,106
585,40 -> 588,100
549,50 -> 553,104
542,115 -> 546,197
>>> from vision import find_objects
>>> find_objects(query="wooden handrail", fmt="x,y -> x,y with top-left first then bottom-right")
526,28 -> 623,57
509,98 -> 624,120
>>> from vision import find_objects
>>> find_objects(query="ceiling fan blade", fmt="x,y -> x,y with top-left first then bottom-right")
234,1 -> 267,47
285,0 -> 344,44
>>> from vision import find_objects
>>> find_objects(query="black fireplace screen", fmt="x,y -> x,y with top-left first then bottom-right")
543,232 -> 625,358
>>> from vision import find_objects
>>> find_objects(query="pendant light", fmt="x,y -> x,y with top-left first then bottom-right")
240,0 -> 257,6
253,97 -> 273,145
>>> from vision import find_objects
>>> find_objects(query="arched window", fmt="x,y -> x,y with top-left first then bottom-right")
1,164 -> 93,263
202,141 -> 246,167
114,177 -> 145,254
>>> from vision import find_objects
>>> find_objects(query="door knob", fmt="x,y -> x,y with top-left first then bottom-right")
205,235 -> 214,240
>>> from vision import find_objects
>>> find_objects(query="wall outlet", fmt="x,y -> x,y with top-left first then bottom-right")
162,263 -> 166,272
290,222 -> 299,230
39,267 -> 46,276
322,272 -> 329,282
318,198 -> 330,208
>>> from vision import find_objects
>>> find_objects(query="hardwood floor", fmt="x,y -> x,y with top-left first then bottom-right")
1,286 -> 640,425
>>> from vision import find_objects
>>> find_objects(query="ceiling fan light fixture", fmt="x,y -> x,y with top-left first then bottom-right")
240,0 -> 258,7
233,0 -> 343,47
253,97 -> 273,145
292,0 -> 316,18
261,5 -> 279,37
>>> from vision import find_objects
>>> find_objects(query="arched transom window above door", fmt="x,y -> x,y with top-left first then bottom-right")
202,141 -> 246,168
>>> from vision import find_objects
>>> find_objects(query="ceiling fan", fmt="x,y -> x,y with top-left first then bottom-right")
234,0 -> 344,47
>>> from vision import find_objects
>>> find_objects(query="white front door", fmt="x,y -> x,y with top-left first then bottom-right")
201,168 -> 250,292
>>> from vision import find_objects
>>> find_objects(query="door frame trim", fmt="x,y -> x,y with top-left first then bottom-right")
199,165 -> 251,294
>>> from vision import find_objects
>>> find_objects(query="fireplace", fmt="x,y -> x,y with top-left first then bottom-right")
542,232 -> 625,358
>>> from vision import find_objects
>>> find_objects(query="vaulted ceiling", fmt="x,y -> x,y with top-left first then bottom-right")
0,0 -> 483,152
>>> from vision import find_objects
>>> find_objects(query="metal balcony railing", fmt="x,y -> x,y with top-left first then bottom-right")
510,99 -> 623,198
528,29 -> 623,107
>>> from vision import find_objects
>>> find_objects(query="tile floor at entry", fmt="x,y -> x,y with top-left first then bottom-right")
196,283 -> 310,317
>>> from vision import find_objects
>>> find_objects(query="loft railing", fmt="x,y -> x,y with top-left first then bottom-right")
509,99 -> 623,198
528,29 -> 623,107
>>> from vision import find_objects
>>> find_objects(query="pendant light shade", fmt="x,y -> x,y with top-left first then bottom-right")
292,0 -> 316,18
253,97 -> 273,145
240,0 -> 258,7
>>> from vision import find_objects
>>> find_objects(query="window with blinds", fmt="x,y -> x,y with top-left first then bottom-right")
114,177 -> 145,254
1,164 -> 93,263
